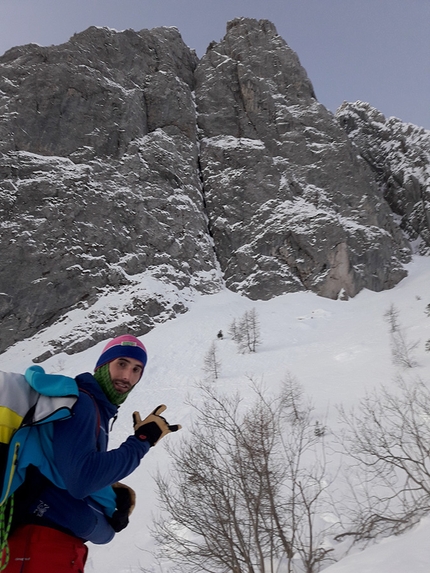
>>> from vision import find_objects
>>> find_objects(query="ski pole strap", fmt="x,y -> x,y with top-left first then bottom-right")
0,494 -> 14,571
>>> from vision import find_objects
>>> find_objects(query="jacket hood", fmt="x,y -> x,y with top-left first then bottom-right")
75,372 -> 118,420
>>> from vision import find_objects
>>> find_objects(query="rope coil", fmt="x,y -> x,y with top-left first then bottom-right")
0,494 -> 14,571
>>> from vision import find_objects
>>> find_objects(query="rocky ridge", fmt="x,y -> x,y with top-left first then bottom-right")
336,101 -> 430,253
196,19 -> 410,300
0,18 -> 427,358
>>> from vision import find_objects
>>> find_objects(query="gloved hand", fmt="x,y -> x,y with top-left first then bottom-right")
108,482 -> 136,533
133,404 -> 181,446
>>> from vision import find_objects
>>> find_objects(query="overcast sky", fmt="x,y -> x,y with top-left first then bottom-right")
1,0 -> 429,129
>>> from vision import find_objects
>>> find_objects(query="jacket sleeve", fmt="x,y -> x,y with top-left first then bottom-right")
52,392 -> 150,499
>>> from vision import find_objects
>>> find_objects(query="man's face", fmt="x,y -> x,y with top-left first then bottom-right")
108,357 -> 143,393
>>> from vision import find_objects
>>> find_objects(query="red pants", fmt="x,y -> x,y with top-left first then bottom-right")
4,525 -> 88,572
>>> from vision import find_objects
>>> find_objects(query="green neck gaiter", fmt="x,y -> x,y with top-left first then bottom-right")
93,363 -> 133,406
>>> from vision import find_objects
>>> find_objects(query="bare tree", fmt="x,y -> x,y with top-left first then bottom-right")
229,308 -> 262,354
392,331 -> 420,368
383,303 -> 400,333
244,308 -> 261,353
148,378 -> 337,573
384,304 -> 419,368
337,374 -> 430,543
425,304 -> 430,352
228,318 -> 239,343
203,342 -> 221,381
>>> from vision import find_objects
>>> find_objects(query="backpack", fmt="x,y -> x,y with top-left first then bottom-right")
0,366 -> 79,570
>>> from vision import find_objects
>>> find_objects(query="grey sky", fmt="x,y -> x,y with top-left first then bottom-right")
1,0 -> 429,129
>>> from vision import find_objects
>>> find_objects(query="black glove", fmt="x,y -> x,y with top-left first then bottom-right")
133,404 -> 181,446
107,483 -> 136,533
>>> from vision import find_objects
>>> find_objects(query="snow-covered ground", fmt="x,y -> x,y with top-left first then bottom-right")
1,255 -> 430,573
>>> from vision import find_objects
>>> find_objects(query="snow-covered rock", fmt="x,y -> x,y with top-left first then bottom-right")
336,100 -> 430,253
0,19 -> 428,356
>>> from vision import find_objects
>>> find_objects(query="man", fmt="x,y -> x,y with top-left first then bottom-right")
5,334 -> 180,572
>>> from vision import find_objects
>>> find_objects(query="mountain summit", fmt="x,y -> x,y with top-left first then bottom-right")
0,18 -> 428,357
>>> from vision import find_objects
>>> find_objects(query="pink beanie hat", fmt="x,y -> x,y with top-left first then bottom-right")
95,334 -> 147,373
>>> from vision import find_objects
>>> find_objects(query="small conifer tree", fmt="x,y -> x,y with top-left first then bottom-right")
203,341 -> 221,380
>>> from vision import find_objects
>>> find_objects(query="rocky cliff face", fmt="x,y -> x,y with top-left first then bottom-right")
0,18 -> 427,357
336,101 -> 430,254
0,26 -> 220,356
195,19 -> 410,301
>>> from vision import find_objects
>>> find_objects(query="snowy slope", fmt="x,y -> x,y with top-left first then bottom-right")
1,255 -> 430,572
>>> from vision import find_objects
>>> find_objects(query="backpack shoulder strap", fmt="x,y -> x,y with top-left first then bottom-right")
79,388 -> 101,441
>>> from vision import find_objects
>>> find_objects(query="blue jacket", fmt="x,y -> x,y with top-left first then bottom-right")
14,371 -> 150,544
